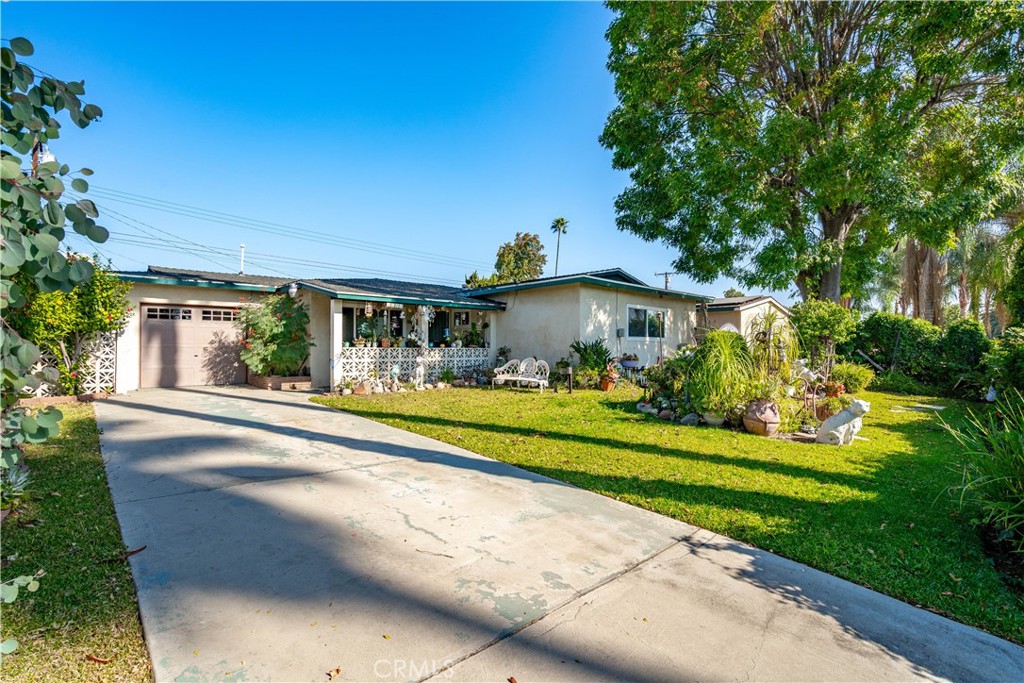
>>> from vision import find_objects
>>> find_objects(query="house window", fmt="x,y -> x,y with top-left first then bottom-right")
452,311 -> 470,326
201,309 -> 237,322
146,307 -> 192,321
627,306 -> 665,339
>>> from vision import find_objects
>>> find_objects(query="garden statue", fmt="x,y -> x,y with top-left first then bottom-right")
413,358 -> 426,390
816,399 -> 870,446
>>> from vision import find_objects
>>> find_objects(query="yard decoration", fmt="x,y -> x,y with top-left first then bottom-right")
235,294 -> 313,388
816,399 -> 870,446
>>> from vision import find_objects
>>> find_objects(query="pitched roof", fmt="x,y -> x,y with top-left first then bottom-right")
296,277 -> 503,309
464,269 -> 713,302
114,266 -> 503,308
707,295 -> 789,312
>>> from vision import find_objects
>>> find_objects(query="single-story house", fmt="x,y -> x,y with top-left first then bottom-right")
705,295 -> 790,335
110,266 -> 713,393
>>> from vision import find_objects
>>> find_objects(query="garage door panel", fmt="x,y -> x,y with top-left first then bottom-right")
141,306 -> 245,388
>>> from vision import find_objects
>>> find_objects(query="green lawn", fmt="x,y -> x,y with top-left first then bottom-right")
0,403 -> 151,682
313,386 -> 1024,644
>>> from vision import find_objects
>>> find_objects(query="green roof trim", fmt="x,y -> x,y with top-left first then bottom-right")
116,273 -> 279,293
467,275 -> 714,302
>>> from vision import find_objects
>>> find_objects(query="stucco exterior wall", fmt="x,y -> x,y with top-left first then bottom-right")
579,285 -> 698,366
115,284 -> 263,393
489,285 -> 580,366
707,310 -> 743,333
304,290 -> 332,388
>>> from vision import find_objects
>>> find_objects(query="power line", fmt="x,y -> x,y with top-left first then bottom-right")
87,185 -> 495,271
103,231 -> 466,285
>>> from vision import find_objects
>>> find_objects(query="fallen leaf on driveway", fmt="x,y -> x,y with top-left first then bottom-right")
327,666 -> 342,680
508,677 -> 518,683
86,654 -> 111,664
382,634 -> 391,640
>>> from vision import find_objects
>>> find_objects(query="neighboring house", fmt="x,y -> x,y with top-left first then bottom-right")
111,266 -> 712,393
705,295 -> 791,335
469,269 -> 711,368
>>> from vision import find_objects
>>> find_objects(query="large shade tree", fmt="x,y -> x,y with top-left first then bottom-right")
465,232 -> 548,287
601,1 -> 1024,302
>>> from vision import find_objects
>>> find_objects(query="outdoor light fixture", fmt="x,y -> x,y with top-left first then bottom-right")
287,282 -> 298,298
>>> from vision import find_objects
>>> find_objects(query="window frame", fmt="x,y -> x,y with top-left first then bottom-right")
626,305 -> 667,340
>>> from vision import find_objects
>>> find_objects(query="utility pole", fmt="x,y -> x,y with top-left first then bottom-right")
654,271 -> 679,290
239,244 -> 246,274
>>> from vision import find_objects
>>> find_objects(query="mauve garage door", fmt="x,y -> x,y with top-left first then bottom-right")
141,305 -> 246,388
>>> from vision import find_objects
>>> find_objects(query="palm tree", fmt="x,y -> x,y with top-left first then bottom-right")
550,217 -> 568,276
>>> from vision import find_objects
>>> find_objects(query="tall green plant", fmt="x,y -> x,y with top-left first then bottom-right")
745,308 -> 799,384
687,330 -> 753,419
944,388 -> 1024,553
569,338 -> 613,372
236,295 -> 313,377
9,256 -> 130,394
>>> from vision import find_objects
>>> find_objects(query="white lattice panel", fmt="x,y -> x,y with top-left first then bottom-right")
26,332 -> 117,397
334,347 -> 492,383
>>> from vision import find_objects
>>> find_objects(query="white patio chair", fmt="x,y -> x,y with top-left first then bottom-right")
516,357 -> 537,388
533,360 -> 550,393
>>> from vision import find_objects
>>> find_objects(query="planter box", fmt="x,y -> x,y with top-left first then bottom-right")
248,375 -> 313,391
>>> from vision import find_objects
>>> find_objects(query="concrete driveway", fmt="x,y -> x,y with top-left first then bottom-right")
96,386 -> 1023,682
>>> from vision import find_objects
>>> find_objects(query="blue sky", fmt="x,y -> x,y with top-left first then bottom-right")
5,1 -> 767,298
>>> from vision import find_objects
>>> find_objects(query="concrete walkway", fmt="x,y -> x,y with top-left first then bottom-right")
96,386 -> 1023,682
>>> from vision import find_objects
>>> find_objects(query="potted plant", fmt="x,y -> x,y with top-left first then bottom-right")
600,362 -> 620,392
380,336 -> 392,349
743,378 -> 783,436
496,345 -> 512,364
686,330 -> 753,426
236,294 -> 315,391
354,336 -> 367,348
620,353 -> 640,369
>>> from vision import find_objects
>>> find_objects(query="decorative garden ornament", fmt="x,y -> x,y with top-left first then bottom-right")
816,399 -> 870,446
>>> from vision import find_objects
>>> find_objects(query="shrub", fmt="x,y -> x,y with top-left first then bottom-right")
938,318 -> 992,397
573,367 -> 601,389
871,370 -> 933,395
686,330 -> 753,419
944,388 -> 1024,553
236,295 -> 313,376
854,312 -> 942,382
778,399 -> 818,433
439,367 -> 457,384
830,362 -> 874,393
984,326 -> 1024,394
642,353 -> 690,399
569,338 -> 613,372
789,299 -> 857,368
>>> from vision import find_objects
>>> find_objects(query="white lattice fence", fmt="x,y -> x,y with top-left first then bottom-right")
334,347 -> 492,384
27,332 -> 117,397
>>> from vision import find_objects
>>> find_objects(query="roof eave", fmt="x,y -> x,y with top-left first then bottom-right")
468,275 -> 713,302
293,281 -> 504,310
116,273 -> 281,293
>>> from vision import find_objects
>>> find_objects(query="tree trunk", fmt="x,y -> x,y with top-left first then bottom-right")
958,271 -> 969,319
816,210 -> 857,303
984,289 -> 992,336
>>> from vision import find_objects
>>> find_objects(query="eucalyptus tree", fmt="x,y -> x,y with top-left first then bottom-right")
1,35 -> 108,655
601,1 -> 1024,303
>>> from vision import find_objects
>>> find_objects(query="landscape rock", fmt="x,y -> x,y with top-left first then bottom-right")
341,388 -> 353,396
658,409 -> 673,420
678,412 -> 700,426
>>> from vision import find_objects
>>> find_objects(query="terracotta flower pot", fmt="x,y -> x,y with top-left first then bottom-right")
600,379 -> 616,392
743,399 -> 781,436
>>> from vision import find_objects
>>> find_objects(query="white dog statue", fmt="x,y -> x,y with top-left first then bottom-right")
412,359 -> 426,390
816,399 -> 870,446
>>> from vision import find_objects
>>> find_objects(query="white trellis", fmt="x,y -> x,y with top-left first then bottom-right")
27,332 -> 117,397
333,347 -> 492,384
